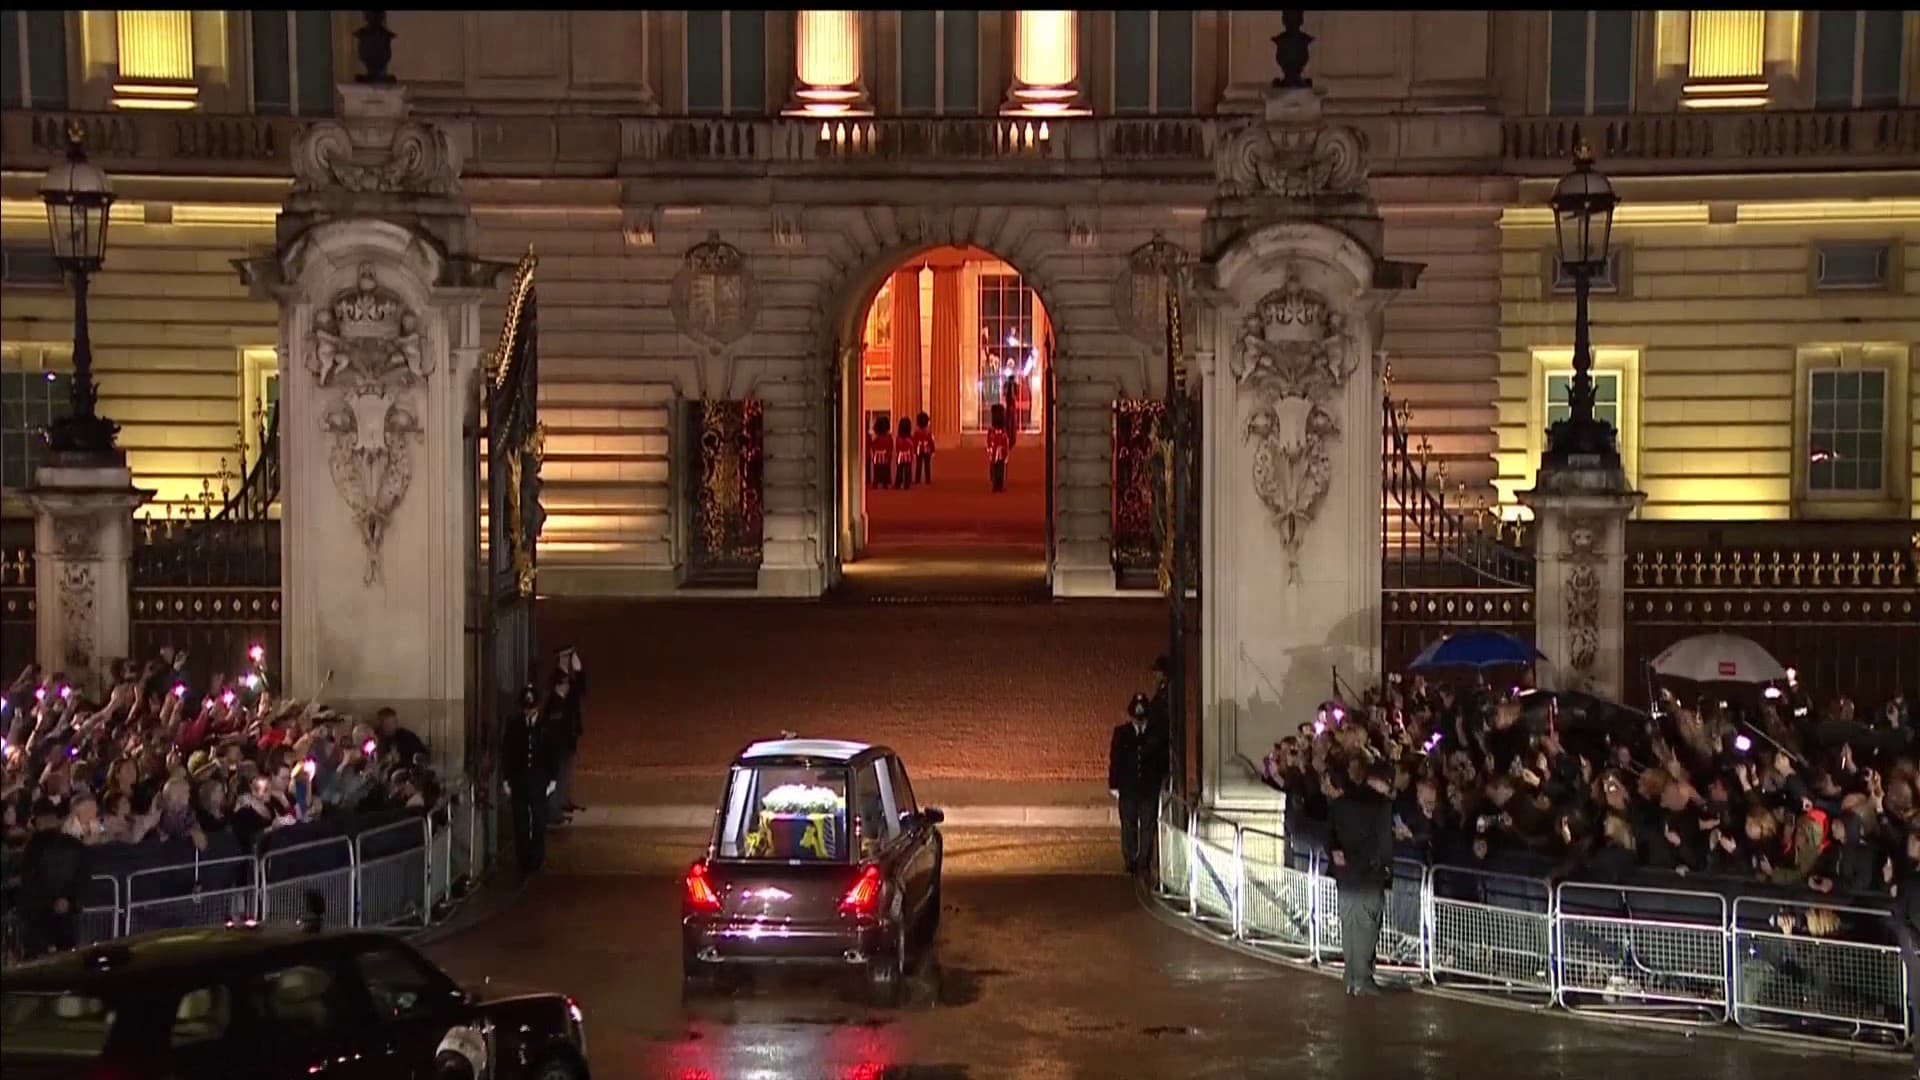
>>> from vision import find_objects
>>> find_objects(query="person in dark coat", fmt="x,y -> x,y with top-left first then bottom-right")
19,798 -> 88,956
1108,692 -> 1169,876
1145,655 -> 1173,739
1896,828 -> 1920,1077
1327,764 -> 1396,996
545,648 -> 587,825
502,685 -> 559,876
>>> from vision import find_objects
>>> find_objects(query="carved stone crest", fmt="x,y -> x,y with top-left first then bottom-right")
671,233 -> 757,351
57,562 -> 94,672
308,264 -> 429,584
54,516 -> 100,559
1111,235 -> 1191,347
1215,96 -> 1368,200
1231,268 -> 1359,580
1562,518 -> 1605,685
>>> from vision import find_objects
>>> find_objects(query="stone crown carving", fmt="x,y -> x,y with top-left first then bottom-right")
291,89 -> 463,198
1215,90 -> 1369,201
307,264 -> 429,584
671,233 -> 758,351
1232,268 -> 1360,580
1112,235 -> 1192,348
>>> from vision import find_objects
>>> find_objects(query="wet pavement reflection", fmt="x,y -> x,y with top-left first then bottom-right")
426,870 -> 1900,1080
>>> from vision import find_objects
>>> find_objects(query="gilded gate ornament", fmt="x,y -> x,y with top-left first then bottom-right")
307,264 -> 429,585
1231,268 -> 1359,580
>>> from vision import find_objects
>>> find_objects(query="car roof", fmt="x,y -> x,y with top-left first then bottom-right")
1,927 -> 405,990
737,738 -> 877,764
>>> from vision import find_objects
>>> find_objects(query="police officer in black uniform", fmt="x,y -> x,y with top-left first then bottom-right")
501,685 -> 558,876
1108,692 -> 1169,876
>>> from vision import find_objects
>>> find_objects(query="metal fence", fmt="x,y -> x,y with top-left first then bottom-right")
1154,795 -> 1910,1054
3,783 -> 489,965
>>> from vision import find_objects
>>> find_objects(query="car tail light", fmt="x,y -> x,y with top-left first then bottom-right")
684,861 -> 722,914
839,865 -> 883,918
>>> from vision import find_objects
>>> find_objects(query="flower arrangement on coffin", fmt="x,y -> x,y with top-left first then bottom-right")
757,783 -> 842,859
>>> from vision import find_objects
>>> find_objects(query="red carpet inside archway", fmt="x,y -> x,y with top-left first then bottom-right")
863,443 -> 1047,551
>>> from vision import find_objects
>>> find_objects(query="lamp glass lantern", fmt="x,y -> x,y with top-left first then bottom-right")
1549,145 -> 1616,275
40,135 -> 115,274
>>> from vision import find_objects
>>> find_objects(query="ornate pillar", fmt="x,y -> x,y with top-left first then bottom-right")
1193,17 -> 1423,812
26,466 -> 150,696
1520,470 -> 1644,700
928,266 -> 963,449
889,268 -> 923,423
237,64 -> 506,775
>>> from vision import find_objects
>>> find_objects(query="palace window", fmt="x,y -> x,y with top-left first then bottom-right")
115,11 -> 198,110
2,11 -> 68,109
0,346 -> 73,493
686,10 -> 766,114
971,272 -> 1044,436
1814,242 -> 1891,291
250,11 -> 334,116
1549,248 -> 1624,294
1004,11 -> 1086,116
1544,370 -> 1621,435
1547,11 -> 1633,115
1679,10 -> 1774,110
240,347 -> 281,465
1112,11 -> 1194,114
1814,11 -> 1904,109
1807,368 -> 1887,495
1,242 -> 64,287
899,10 -> 979,114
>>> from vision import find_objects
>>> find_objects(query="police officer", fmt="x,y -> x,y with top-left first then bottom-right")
1108,692 -> 1169,876
501,685 -> 558,876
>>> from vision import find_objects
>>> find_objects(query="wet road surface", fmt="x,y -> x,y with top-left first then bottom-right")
425,860 -> 1889,1080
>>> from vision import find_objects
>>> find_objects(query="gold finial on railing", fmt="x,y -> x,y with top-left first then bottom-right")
1435,458 -> 1449,485
1416,435 -> 1432,461
1707,550 -> 1725,587
4,548 -> 28,585
1868,550 -> 1886,588
198,477 -> 215,519
1396,400 -> 1412,426
217,457 -> 235,503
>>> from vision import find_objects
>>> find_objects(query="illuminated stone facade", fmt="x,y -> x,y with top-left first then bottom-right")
2,11 -> 1915,597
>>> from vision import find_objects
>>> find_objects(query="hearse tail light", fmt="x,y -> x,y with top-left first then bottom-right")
684,861 -> 722,914
839,865 -> 883,918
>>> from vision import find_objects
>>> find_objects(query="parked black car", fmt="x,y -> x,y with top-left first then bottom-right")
682,738 -> 944,1005
0,925 -> 588,1080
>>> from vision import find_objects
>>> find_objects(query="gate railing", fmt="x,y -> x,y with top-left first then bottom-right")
2,782 -> 487,965
1155,795 -> 1909,1055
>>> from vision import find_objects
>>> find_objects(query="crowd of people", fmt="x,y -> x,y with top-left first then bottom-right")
2,648 -> 439,957
1266,671 -> 1915,905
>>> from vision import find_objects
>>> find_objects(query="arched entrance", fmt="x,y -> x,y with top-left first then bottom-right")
833,245 -> 1056,594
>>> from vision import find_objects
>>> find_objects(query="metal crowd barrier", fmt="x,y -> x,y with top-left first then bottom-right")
2,786 -> 491,966
1153,793 -> 1911,1054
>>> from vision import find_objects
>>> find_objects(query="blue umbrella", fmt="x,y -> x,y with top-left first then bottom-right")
1408,630 -> 1546,671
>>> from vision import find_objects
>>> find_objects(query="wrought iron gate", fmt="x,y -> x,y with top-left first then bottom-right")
682,399 -> 765,585
475,249 -> 543,764
1380,384 -> 1536,673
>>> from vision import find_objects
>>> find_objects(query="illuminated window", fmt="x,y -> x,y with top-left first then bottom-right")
115,11 -> 198,110
1814,11 -> 1903,109
240,347 -> 281,465
1687,10 -> 1766,79
1807,368 -> 1887,495
1,11 -> 69,109
789,11 -> 865,116
1544,371 -> 1620,436
686,10 -> 766,114
899,10 -> 979,114
1547,11 -> 1633,115
250,11 -> 334,116
973,273 -> 1043,435
1113,11 -> 1193,114
1,345 -> 73,492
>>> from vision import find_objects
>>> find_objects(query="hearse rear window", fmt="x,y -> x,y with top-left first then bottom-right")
716,764 -> 851,861
0,990 -> 116,1061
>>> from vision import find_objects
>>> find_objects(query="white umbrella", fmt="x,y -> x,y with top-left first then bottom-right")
1650,632 -> 1788,684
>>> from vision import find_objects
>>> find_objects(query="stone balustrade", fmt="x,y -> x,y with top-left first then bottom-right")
10,105 -> 1913,179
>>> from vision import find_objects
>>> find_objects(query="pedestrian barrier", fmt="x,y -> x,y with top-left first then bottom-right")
356,818 -> 429,929
81,875 -> 121,946
125,856 -> 258,937
260,835 -> 357,927
1153,794 -> 1912,1054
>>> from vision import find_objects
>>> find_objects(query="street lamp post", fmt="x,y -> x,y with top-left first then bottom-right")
1543,141 -> 1620,470
39,123 -> 121,460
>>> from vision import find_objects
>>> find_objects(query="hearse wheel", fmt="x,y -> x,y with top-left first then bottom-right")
866,898 -> 908,1007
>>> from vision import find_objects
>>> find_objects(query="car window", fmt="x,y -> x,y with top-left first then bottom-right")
352,945 -> 454,1022
856,762 -> 899,852
171,985 -> 232,1048
716,764 -> 851,862
887,756 -> 919,819
0,989 -> 116,1061
248,962 -> 348,1034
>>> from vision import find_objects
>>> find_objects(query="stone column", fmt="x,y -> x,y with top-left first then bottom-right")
25,464 -> 151,697
1193,74 -> 1422,812
1520,467 -> 1645,701
238,82 -> 505,776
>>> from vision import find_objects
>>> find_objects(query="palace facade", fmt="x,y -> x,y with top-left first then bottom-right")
2,11 -> 1915,601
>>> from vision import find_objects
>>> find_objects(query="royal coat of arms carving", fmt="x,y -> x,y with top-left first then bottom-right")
1111,235 -> 1191,348
671,233 -> 757,351
1562,518 -> 1606,687
1231,269 -> 1359,580
307,264 -> 430,584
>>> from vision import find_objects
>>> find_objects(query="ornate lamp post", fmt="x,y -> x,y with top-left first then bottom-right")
39,124 -> 121,459
1543,142 -> 1620,469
